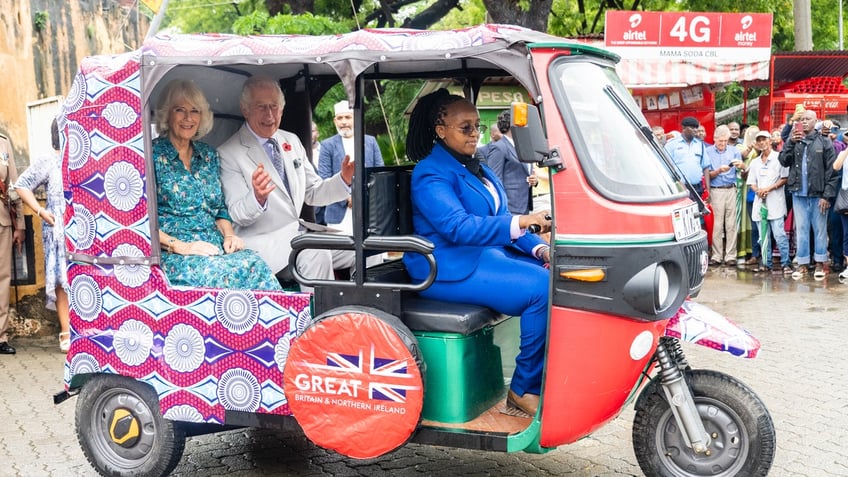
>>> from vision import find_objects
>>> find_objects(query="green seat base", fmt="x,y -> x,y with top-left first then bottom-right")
414,322 -> 509,423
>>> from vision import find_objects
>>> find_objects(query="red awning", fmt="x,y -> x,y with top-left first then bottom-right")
574,39 -> 770,87
615,58 -> 770,88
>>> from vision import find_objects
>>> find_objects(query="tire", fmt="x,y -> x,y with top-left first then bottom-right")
632,369 -> 775,477
75,374 -> 186,477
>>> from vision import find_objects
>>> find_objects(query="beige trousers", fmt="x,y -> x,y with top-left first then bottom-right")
0,225 -> 12,342
710,187 -> 739,263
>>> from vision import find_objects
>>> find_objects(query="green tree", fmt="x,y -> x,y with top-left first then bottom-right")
154,0 -> 845,143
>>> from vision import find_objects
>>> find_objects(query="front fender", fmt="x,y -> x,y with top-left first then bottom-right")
665,299 -> 761,358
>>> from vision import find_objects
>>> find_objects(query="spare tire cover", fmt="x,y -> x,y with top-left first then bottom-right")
283,306 -> 424,459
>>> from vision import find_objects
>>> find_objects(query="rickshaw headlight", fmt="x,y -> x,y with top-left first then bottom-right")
655,264 -> 670,310
623,262 -> 681,315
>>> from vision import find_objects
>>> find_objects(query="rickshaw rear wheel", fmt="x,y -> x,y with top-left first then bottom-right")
632,369 -> 775,477
76,374 -> 186,477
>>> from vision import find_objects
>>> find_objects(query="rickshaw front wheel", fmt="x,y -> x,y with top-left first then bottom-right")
632,369 -> 775,477
76,374 -> 186,477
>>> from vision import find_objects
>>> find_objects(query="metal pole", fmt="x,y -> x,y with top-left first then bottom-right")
840,0 -> 844,50
10,233 -> 19,306
144,0 -> 171,41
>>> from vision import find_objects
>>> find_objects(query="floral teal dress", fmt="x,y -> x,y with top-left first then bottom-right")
153,137 -> 280,290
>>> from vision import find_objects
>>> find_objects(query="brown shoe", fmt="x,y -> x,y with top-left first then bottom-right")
507,389 -> 539,416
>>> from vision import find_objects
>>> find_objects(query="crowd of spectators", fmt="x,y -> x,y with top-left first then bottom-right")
658,107 -> 848,280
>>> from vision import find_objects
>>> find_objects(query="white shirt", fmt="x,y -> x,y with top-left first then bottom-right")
746,149 -> 789,221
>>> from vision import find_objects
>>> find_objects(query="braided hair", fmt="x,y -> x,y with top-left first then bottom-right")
406,88 -> 468,162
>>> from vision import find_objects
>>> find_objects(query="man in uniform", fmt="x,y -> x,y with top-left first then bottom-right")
0,133 -> 25,355
665,116 -> 709,204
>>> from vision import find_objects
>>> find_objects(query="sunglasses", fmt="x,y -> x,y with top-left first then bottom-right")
447,124 -> 483,136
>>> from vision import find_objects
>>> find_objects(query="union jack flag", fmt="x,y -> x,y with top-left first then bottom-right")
307,345 -> 419,403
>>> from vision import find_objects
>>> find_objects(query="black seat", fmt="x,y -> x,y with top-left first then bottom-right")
401,295 -> 509,335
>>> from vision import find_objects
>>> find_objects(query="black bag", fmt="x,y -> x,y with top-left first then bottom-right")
835,187 -> 848,215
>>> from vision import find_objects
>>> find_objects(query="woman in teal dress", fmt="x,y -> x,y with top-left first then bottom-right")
153,79 -> 280,290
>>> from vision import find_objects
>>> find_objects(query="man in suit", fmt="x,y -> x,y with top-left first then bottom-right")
0,133 -> 25,354
219,77 -> 354,289
483,110 -> 537,215
317,100 -> 384,228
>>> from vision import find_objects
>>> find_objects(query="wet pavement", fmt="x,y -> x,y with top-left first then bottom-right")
1,269 -> 847,476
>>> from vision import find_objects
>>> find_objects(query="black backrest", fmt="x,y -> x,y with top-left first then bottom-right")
366,165 -> 415,237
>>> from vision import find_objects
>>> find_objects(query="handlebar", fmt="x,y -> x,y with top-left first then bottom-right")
288,232 -> 437,291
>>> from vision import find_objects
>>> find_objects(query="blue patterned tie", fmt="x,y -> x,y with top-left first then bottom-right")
265,137 -> 291,196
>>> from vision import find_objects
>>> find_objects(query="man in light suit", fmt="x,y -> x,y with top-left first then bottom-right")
317,100 -> 384,227
483,110 -> 537,215
219,77 -> 354,289
0,133 -> 25,355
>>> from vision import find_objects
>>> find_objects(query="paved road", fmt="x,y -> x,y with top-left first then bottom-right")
1,269 -> 846,476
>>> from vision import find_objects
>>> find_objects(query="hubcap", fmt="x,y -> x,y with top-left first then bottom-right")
91,389 -> 157,465
656,398 -> 748,476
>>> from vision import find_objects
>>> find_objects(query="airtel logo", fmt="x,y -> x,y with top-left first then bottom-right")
740,15 -> 753,29
629,14 -> 642,28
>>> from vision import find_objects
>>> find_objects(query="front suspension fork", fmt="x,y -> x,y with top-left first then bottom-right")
655,337 -> 711,454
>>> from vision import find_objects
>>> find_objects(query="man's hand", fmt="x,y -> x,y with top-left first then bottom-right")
12,229 -> 24,253
252,163 -> 275,205
819,198 -> 830,214
340,155 -> 354,185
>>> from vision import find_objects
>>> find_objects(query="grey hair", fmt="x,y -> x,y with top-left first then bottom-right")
153,79 -> 213,139
239,76 -> 285,110
713,124 -> 731,140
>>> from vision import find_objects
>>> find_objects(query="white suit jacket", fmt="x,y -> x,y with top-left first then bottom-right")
218,125 -> 350,273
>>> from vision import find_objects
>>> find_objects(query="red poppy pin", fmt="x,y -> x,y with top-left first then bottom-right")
282,142 -> 292,152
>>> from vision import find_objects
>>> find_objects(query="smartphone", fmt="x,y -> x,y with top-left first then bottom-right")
794,122 -> 804,133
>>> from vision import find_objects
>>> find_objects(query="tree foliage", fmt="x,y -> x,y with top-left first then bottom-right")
157,0 -> 846,135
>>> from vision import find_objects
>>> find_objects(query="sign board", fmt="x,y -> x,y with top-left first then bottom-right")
605,11 -> 772,62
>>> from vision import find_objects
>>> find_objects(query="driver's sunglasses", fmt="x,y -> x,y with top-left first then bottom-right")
448,124 -> 483,136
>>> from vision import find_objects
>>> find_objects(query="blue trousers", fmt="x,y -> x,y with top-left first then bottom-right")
420,246 -> 549,396
792,195 -> 829,265
756,216 -> 790,268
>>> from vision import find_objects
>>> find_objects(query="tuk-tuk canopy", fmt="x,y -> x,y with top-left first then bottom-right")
140,24 -> 618,110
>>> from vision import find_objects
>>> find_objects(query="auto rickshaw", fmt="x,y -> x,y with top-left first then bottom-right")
53,24 -> 775,477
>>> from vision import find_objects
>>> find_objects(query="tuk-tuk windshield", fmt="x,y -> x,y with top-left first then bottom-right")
551,59 -> 684,202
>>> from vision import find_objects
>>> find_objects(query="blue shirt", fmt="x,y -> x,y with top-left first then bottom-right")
665,136 -> 709,186
799,143 -> 809,197
706,144 -> 742,187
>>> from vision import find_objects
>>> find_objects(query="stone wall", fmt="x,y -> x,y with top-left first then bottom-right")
0,0 -> 147,166
2,0 -> 148,337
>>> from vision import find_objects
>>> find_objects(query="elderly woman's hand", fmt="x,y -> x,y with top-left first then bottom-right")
174,240 -> 220,256
223,234 -> 244,254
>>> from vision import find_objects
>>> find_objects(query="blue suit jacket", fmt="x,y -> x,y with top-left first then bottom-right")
317,134 -> 383,224
483,138 -> 531,214
404,143 -> 546,282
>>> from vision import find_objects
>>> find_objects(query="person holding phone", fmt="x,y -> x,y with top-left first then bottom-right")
705,125 -> 744,266
780,104 -> 806,144
778,109 -> 840,279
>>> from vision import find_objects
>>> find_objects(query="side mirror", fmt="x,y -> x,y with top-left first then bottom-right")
510,102 -> 564,171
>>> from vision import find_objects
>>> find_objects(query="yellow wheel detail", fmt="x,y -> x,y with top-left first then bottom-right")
109,408 -> 141,446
